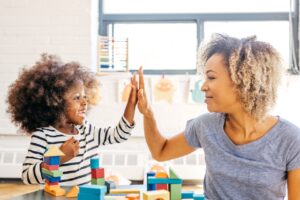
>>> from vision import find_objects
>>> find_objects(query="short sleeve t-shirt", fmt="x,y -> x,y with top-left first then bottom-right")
184,112 -> 300,200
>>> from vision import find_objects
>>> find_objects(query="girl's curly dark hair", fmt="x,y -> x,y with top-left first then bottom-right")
7,54 -> 99,134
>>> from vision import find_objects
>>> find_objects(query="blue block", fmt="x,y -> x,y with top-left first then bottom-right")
43,174 -> 61,182
147,171 -> 156,191
193,194 -> 205,200
44,156 -> 60,165
78,193 -> 103,200
147,177 -> 183,184
79,184 -> 107,195
182,191 -> 194,199
90,157 -> 100,169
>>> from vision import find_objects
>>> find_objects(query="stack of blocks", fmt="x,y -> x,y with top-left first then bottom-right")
91,157 -> 105,185
146,168 -> 205,200
42,146 -> 65,196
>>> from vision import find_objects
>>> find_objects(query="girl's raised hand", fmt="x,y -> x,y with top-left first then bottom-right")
128,72 -> 138,106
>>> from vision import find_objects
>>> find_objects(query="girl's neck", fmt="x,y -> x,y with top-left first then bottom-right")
53,122 -> 78,135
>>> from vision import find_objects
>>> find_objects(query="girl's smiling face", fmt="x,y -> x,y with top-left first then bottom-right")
64,80 -> 88,125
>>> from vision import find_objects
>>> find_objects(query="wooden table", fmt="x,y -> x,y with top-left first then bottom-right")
0,180 -> 203,200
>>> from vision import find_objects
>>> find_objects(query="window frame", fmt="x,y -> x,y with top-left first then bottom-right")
99,0 -> 299,74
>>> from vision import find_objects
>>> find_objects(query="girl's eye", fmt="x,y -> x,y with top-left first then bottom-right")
74,96 -> 80,100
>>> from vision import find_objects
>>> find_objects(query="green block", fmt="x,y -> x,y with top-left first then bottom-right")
169,168 -> 179,179
170,184 -> 182,200
42,168 -> 62,177
91,178 -> 105,185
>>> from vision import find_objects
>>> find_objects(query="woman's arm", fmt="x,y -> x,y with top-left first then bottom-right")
287,168 -> 300,200
137,67 -> 195,161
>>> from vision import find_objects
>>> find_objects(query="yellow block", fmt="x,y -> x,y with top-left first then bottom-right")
66,185 -> 79,198
143,190 -> 170,200
44,185 -> 65,196
110,189 -> 140,194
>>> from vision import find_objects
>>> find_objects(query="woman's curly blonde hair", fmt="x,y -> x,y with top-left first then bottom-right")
197,33 -> 282,121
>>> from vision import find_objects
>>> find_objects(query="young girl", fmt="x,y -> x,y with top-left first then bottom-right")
7,54 -> 137,186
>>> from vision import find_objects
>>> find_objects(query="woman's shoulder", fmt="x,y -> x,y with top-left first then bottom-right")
276,117 -> 300,138
193,112 -> 225,124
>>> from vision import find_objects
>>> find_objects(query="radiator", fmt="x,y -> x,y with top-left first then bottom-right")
0,148 -> 205,181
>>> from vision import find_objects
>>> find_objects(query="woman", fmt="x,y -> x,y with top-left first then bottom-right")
137,34 -> 300,199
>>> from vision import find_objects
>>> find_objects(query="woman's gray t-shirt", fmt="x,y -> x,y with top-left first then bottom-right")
184,112 -> 300,200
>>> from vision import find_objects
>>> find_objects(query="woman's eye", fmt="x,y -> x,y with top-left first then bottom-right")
207,76 -> 215,80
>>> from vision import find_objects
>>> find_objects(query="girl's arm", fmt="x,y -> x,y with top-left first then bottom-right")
22,131 -> 47,184
137,67 -> 195,161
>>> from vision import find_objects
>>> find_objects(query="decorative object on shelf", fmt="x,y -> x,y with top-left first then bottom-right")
98,36 -> 128,73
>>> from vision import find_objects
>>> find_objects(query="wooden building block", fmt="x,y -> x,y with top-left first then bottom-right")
92,178 -> 105,185
110,188 -> 140,194
90,157 -> 100,169
79,184 -> 107,195
126,193 -> 140,200
42,168 -> 62,177
42,163 -> 59,171
44,185 -> 65,196
44,156 -> 60,165
181,191 -> 194,199
44,145 -> 65,157
143,190 -> 170,200
66,185 -> 79,198
91,168 -> 105,178
147,177 -> 182,184
170,184 -> 182,200
193,194 -> 205,200
169,168 -> 179,179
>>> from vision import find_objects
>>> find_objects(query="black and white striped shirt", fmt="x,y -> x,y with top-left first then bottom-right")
22,116 -> 134,186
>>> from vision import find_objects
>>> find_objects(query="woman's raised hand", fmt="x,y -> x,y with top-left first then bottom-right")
137,67 -> 152,117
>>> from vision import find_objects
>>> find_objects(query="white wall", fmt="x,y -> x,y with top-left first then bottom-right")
0,0 -> 98,135
0,0 -> 300,152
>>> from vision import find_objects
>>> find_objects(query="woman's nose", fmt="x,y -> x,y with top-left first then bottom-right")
201,81 -> 208,91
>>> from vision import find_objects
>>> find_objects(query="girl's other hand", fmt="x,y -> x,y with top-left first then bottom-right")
59,137 -> 79,164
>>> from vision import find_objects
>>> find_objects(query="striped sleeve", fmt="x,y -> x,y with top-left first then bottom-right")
94,116 -> 135,146
22,131 -> 47,184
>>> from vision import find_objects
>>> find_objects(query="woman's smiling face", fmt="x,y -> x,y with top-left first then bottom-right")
201,53 -> 242,114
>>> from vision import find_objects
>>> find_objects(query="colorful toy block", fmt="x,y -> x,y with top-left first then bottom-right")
193,194 -> 205,200
44,185 -> 65,196
147,172 -> 156,191
126,193 -> 140,200
42,163 -> 59,171
147,177 -> 182,184
92,168 -> 105,178
143,190 -> 170,200
92,178 -> 105,185
181,191 -> 194,199
42,168 -> 62,177
66,185 -> 79,198
170,184 -> 182,200
91,157 -> 100,169
78,184 -> 107,200
105,180 -> 117,193
44,156 -> 60,165
110,189 -> 140,195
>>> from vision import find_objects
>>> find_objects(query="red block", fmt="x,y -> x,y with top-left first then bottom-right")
156,184 -> 168,190
45,179 -> 59,185
91,168 -> 104,179
42,163 -> 59,171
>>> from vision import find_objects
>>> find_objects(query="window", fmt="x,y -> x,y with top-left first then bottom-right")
111,23 -> 197,70
99,0 -> 298,74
